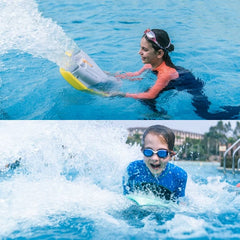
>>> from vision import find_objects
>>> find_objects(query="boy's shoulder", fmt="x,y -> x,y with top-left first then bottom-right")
128,159 -> 145,168
127,160 -> 145,174
168,163 -> 187,179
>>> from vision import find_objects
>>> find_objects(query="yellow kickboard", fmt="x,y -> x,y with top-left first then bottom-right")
60,67 -> 108,97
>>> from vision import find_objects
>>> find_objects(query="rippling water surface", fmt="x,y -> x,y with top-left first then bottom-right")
0,0 -> 239,119
0,121 -> 240,239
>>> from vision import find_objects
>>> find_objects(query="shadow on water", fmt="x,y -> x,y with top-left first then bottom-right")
113,204 -> 175,228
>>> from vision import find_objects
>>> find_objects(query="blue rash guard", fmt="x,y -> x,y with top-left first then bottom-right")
123,160 -> 187,201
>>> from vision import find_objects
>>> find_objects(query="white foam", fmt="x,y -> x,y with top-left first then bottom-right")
0,121 -> 239,238
0,121 -> 138,236
0,0 -> 78,66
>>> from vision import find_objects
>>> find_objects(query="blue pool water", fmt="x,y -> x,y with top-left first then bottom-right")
1,121 -> 240,239
0,0 -> 240,120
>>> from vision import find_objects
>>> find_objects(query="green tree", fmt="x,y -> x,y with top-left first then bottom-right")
203,120 -> 232,156
233,121 -> 240,139
175,138 -> 206,161
126,132 -> 142,146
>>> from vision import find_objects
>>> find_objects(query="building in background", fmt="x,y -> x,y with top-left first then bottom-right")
128,127 -> 204,146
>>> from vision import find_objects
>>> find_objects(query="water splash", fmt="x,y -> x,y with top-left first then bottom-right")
0,121 -> 138,237
0,0 -> 78,66
0,121 -> 239,239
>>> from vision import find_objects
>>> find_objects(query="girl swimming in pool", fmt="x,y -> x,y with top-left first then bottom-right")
110,29 -> 240,120
123,125 -> 187,201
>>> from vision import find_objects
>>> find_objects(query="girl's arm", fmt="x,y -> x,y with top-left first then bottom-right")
125,74 -> 171,99
125,70 -> 178,100
115,64 -> 152,78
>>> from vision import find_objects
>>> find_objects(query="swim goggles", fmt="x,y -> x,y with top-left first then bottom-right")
144,29 -> 170,50
143,148 -> 170,159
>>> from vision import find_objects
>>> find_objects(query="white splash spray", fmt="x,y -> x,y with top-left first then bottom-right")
0,0 -> 78,66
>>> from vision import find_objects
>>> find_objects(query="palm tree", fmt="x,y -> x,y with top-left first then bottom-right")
233,121 -> 240,139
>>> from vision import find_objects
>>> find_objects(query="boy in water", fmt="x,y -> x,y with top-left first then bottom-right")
123,125 -> 187,201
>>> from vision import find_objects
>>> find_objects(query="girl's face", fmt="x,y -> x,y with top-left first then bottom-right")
139,37 -> 163,68
143,132 -> 171,176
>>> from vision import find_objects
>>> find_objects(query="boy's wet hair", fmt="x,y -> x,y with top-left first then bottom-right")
141,125 -> 175,151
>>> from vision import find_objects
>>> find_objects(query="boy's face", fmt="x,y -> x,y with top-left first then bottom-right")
143,133 -> 171,176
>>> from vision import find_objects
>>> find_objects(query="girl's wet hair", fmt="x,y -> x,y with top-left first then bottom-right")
141,125 -> 175,151
144,29 -> 176,69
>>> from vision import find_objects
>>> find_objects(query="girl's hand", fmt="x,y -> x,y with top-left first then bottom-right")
115,72 -> 136,78
108,92 -> 126,97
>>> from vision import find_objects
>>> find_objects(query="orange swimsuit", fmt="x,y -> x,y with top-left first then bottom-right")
123,63 -> 240,119
125,61 -> 179,99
